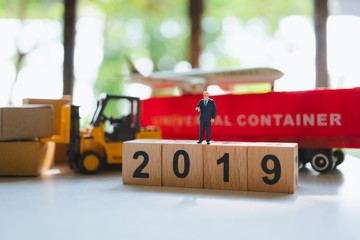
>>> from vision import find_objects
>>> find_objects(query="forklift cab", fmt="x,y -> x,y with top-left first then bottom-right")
90,94 -> 141,142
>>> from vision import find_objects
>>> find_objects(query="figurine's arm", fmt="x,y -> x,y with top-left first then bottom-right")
196,100 -> 201,112
210,101 -> 216,123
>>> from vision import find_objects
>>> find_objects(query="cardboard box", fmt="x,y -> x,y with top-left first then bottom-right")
23,96 -> 72,135
0,105 -> 53,141
23,96 -> 72,162
0,141 -> 55,176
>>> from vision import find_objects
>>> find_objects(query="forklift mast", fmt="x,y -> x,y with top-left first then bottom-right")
68,105 -> 80,169
90,94 -> 141,142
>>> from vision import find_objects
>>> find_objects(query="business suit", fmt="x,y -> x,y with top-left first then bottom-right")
196,98 -> 216,143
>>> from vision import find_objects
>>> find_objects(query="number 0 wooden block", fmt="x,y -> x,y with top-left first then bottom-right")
162,141 -> 204,188
204,143 -> 247,191
122,139 -> 164,186
247,143 -> 298,193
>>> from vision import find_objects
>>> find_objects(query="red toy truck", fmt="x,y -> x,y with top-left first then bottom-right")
140,87 -> 360,173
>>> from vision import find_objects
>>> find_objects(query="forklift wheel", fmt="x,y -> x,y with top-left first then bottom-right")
79,151 -> 103,174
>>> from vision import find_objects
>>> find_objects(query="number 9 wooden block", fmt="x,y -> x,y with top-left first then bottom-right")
162,141 -> 204,188
247,143 -> 298,193
122,139 -> 165,186
204,142 -> 247,191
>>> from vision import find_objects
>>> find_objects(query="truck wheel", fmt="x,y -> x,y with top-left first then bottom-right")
333,149 -> 344,167
79,151 -> 103,174
298,149 -> 307,168
311,151 -> 333,173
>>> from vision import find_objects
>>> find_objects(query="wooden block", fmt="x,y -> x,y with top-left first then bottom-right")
204,142 -> 247,190
162,140 -> 203,188
247,143 -> 298,193
122,139 -> 164,186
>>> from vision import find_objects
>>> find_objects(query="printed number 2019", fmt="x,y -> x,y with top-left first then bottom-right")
132,151 -> 149,178
132,150 -> 281,185
217,153 -> 281,185
132,150 -> 190,179
261,155 -> 281,185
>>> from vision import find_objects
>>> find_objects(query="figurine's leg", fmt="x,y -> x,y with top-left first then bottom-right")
198,120 -> 205,142
206,120 -> 211,143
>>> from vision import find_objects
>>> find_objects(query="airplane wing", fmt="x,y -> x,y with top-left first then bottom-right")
128,67 -> 284,94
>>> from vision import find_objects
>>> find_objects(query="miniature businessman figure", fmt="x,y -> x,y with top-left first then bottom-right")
196,91 -> 216,144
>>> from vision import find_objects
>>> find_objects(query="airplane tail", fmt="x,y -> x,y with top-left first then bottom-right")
125,56 -> 139,74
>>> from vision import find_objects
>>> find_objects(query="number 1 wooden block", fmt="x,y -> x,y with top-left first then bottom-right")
204,142 -> 247,191
247,143 -> 298,194
122,139 -> 164,186
162,141 -> 204,188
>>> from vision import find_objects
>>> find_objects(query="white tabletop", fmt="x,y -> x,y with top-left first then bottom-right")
0,154 -> 359,240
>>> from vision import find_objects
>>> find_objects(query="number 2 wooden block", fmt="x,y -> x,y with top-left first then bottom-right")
122,139 -> 164,186
247,143 -> 298,193
162,141 -> 204,188
204,142 -> 247,191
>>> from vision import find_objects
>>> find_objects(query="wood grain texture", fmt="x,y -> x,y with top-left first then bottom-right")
247,143 -> 298,193
162,141 -> 204,188
204,142 -> 247,190
122,140 -> 298,194
122,139 -> 164,186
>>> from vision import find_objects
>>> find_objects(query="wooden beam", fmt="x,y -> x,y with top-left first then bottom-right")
63,0 -> 77,96
188,0 -> 204,68
314,0 -> 328,88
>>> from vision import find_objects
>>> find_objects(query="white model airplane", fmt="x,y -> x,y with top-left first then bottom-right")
126,64 -> 284,95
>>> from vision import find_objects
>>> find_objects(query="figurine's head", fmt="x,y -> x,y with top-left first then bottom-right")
203,91 -> 209,100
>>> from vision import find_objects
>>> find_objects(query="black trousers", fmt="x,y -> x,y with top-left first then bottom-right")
199,119 -> 211,142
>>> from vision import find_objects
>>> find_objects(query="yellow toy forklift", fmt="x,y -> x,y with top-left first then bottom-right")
42,94 -> 161,173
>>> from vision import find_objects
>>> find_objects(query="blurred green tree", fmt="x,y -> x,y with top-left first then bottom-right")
80,0 -> 311,96
0,0 -> 312,100
0,0 -> 62,104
